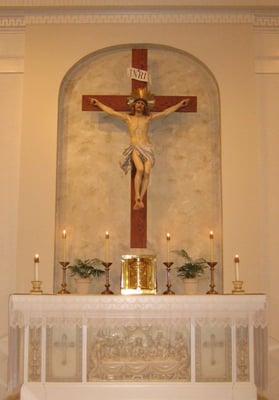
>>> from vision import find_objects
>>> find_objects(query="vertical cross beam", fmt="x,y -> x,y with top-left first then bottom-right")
130,49 -> 148,248
82,48 -> 197,250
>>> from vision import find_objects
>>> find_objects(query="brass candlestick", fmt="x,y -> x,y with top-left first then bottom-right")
163,262 -> 175,295
58,261 -> 71,294
206,261 -> 218,294
101,262 -> 114,295
30,280 -> 43,294
232,280 -> 245,294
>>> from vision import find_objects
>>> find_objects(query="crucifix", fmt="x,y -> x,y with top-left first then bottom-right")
82,48 -> 197,248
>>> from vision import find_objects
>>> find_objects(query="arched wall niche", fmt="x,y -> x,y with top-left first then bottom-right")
55,44 -> 222,294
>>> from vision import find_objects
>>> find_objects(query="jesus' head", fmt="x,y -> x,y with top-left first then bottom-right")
130,99 -> 150,116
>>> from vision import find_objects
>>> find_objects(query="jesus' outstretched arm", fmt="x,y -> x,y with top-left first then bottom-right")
151,99 -> 189,121
90,98 -> 128,122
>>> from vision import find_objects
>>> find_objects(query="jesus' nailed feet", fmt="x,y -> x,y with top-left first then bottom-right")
134,198 -> 144,210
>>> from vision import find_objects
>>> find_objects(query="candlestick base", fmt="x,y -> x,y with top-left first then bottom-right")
58,261 -> 71,294
206,261 -> 218,295
30,280 -> 43,294
101,262 -> 114,295
163,262 -> 175,295
232,280 -> 245,294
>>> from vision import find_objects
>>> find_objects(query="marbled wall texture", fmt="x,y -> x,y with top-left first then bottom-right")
55,45 -> 221,294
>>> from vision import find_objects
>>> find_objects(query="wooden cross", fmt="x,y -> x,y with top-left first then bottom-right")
82,49 -> 197,248
54,333 -> 75,366
203,333 -> 224,365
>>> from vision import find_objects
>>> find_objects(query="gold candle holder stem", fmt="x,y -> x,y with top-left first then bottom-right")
101,262 -> 114,295
30,280 -> 43,294
232,280 -> 245,294
163,262 -> 175,295
206,261 -> 218,294
58,261 -> 71,294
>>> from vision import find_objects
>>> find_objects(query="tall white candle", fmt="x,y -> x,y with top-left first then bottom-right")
105,231 -> 110,263
209,231 -> 214,262
234,254 -> 240,281
166,233 -> 171,263
62,229 -> 67,262
34,254 -> 40,281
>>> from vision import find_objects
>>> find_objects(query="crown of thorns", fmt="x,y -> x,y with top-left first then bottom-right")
127,88 -> 155,109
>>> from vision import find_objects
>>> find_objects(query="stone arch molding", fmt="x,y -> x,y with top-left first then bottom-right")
55,44 -> 222,294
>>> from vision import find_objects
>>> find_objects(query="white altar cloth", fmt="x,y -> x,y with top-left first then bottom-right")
8,294 -> 267,400
9,294 -> 267,327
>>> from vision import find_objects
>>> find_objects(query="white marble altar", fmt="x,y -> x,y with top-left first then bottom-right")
8,294 -> 267,400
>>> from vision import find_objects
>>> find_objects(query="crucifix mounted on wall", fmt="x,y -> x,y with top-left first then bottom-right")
82,48 -> 197,249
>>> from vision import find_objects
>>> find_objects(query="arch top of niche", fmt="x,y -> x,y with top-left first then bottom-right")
55,43 -> 222,294
59,43 -> 220,97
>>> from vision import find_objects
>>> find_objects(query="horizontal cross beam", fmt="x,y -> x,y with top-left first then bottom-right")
82,95 -> 197,112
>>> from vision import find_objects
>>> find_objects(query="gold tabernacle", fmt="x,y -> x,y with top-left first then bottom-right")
121,254 -> 157,295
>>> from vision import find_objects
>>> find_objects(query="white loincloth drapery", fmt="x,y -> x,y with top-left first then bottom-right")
120,144 -> 155,174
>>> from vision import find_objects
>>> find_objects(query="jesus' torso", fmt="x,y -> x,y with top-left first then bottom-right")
125,115 -> 152,146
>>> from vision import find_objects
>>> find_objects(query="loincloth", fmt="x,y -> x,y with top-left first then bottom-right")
120,145 -> 155,174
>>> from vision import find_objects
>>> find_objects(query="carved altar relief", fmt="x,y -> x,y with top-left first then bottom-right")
9,294 -> 267,396
195,324 -> 232,382
28,327 -> 41,382
88,320 -> 190,381
236,326 -> 249,382
46,326 -> 82,382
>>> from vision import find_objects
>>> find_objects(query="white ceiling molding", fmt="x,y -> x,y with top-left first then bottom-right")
0,5 -> 279,28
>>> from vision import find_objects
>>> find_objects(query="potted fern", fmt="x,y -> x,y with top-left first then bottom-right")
69,258 -> 105,294
174,249 -> 207,294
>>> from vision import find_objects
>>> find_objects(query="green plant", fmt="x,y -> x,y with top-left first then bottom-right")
174,249 -> 207,279
69,258 -> 105,279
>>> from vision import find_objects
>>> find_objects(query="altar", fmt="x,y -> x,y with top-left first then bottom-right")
8,294 -> 267,400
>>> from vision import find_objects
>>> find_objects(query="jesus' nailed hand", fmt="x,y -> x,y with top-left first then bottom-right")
90,96 -> 189,210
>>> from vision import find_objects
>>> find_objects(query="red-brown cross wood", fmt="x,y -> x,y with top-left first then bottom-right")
82,49 -> 197,249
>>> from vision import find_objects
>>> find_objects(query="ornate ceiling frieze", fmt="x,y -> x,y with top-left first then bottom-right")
0,0 -> 279,6
0,3 -> 279,28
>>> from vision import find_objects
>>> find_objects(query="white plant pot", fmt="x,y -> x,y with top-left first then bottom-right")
184,278 -> 198,295
75,277 -> 93,295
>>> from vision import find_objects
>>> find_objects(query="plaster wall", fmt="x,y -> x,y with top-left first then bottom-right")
0,31 -> 24,398
17,23 -> 261,294
0,32 -> 24,337
255,30 -> 279,400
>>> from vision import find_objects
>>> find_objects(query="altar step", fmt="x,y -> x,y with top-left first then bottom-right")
21,382 -> 258,400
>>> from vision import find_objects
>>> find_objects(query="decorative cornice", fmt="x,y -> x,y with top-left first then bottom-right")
0,57 -> 24,73
0,7 -> 279,27
0,0 -> 279,7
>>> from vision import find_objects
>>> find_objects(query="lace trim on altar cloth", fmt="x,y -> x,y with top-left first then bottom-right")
9,295 -> 267,328
9,311 -> 267,328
